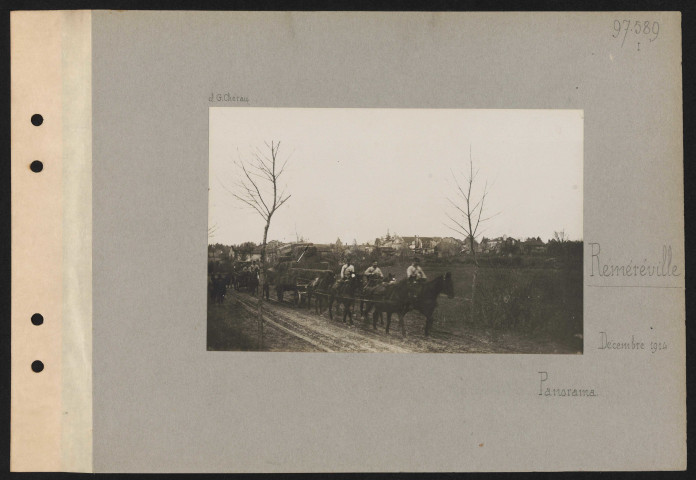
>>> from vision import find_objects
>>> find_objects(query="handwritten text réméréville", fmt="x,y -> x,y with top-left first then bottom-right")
589,243 -> 680,277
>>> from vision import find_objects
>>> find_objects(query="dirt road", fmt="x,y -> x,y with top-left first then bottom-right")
221,290 -> 574,353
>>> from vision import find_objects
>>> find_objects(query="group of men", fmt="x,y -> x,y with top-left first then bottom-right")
239,261 -> 260,274
340,256 -> 427,285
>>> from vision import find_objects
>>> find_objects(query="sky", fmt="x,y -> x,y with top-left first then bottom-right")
209,108 -> 583,246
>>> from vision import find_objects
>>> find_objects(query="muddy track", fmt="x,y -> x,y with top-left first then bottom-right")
229,290 -> 505,353
234,292 -> 410,352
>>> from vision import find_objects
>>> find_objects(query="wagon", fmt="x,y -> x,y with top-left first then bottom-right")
273,266 -> 333,306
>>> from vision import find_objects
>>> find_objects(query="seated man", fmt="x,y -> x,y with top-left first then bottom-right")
363,261 -> 383,287
406,257 -> 427,300
340,257 -> 355,281
338,258 -> 356,295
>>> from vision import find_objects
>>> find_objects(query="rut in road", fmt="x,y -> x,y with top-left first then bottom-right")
259,294 -> 504,353
234,297 -> 334,351
232,291 -> 411,353
221,290 -> 575,354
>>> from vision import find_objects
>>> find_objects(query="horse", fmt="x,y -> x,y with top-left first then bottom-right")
233,270 -> 243,291
373,272 -> 454,336
268,262 -> 300,302
360,276 -> 396,327
209,274 -> 227,304
235,270 -> 259,295
247,271 -> 259,295
222,272 -> 232,300
263,267 -> 275,300
306,270 -> 335,314
327,273 -> 364,324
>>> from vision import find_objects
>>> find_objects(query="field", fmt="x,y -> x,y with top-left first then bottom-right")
208,254 -> 583,353
368,257 -> 582,342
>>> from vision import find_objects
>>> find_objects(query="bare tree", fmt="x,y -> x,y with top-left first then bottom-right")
446,146 -> 497,324
551,228 -> 570,264
223,140 -> 291,349
553,229 -> 568,243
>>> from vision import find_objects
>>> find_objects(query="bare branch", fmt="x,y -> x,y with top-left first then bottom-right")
469,180 -> 488,213
239,162 -> 270,216
250,161 -> 274,182
224,141 -> 293,240
478,211 -> 501,223
444,223 -> 469,238
477,225 -> 492,238
445,212 -> 471,236
447,197 -> 470,218
275,194 -> 292,211
446,144 -> 497,248
472,190 -> 487,236
451,170 -> 471,202
232,193 -> 268,219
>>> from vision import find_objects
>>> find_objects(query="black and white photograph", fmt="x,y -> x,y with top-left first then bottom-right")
208,108 -> 583,353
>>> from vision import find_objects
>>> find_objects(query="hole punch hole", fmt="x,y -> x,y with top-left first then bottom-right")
31,361 -> 44,373
31,114 -> 43,126
30,160 -> 43,173
31,313 -> 44,325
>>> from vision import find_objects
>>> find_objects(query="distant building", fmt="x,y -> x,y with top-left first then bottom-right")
371,231 -> 545,257
209,249 -> 225,262
264,240 -> 285,263
376,246 -> 397,256
522,237 -> 546,254
502,237 -> 521,255
248,247 -> 262,262
400,235 -> 438,255
461,238 -> 480,254
434,237 -> 462,257
377,234 -> 464,257
380,235 -> 406,250
361,244 -> 375,254
478,236 -> 521,254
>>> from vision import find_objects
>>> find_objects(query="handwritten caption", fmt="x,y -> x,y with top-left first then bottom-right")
209,92 -> 249,103
588,243 -> 680,278
598,331 -> 667,354
612,19 -> 660,50
538,372 -> 597,398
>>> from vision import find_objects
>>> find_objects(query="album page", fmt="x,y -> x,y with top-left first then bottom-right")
11,10 -> 684,472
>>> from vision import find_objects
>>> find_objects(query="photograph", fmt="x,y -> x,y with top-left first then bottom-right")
207,108 -> 583,353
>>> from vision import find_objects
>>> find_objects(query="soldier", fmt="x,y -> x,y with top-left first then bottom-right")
340,257 -> 355,280
406,257 -> 426,300
364,261 -> 383,286
406,257 -> 427,280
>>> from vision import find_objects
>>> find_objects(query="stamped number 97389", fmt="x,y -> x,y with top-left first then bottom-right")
613,20 -> 659,47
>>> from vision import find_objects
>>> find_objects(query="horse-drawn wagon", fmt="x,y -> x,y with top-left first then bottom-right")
269,263 -> 333,305
265,244 -> 336,305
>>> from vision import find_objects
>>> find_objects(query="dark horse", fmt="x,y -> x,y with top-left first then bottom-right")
262,267 -> 275,300
373,273 -> 454,336
360,277 -> 395,326
306,271 -> 335,314
208,274 -> 228,304
235,270 -> 259,295
327,273 -> 364,324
